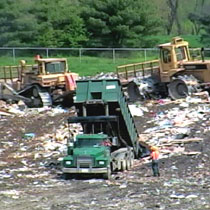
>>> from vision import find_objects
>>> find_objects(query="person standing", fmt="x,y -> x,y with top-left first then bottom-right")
150,146 -> 160,177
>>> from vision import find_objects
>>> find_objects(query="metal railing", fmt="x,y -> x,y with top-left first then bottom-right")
117,60 -> 160,80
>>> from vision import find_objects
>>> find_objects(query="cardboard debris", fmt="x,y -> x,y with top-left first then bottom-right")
170,138 -> 203,144
0,109 -> 13,116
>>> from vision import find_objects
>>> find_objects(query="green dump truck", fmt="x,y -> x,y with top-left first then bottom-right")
61,79 -> 143,179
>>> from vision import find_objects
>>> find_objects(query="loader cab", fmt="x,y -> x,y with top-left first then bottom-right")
35,58 -> 68,75
159,37 -> 190,82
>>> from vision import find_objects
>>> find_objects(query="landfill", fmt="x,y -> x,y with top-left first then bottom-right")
0,90 -> 210,210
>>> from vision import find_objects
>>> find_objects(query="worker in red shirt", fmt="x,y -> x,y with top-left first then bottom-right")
150,146 -> 160,177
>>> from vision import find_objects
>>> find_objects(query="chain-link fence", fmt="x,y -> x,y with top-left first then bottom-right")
0,47 -> 210,76
0,47 -> 160,63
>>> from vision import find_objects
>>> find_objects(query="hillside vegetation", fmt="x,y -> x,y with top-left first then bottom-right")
0,0 -> 210,48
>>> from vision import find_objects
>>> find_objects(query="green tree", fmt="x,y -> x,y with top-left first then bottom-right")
0,0 -> 39,46
80,0 -> 160,47
34,0 -> 88,47
0,0 -> 88,47
188,1 -> 210,46
194,15 -> 210,46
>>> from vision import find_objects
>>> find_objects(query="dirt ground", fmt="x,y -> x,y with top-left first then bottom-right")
0,101 -> 210,210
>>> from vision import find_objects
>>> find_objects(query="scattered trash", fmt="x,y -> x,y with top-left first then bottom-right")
23,133 -> 36,139
119,183 -> 127,189
129,104 -> 144,117
185,194 -> 198,199
0,90 -> 210,209
170,193 -> 185,199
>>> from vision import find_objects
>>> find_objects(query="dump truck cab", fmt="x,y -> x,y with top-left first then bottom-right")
63,133 -> 112,178
159,37 -> 191,82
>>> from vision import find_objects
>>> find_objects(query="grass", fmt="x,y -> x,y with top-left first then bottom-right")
0,34 -> 203,77
67,56 -> 158,76
0,53 -> 158,77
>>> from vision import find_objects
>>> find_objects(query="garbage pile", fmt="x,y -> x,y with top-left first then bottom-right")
129,92 -> 210,160
1,91 -> 209,166
0,91 -> 210,209
80,72 -> 117,80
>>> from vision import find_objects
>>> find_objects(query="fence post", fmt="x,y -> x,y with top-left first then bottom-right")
46,48 -> 49,58
113,49 -> 116,63
12,48 -> 16,63
144,49 -> 147,61
79,48 -> 82,63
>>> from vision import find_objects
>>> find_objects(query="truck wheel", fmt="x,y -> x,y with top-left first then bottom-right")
131,156 -> 134,168
117,161 -> 121,171
103,166 -> 111,180
126,158 -> 131,170
121,160 -> 126,171
168,79 -> 188,99
63,173 -> 71,180
130,153 -> 135,167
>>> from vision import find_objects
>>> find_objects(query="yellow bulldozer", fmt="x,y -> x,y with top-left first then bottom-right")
117,37 -> 210,100
0,56 -> 79,107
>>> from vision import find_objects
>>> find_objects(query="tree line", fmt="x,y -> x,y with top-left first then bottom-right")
0,0 -> 210,48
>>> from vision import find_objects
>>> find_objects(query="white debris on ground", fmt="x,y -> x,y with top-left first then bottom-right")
129,104 -> 148,117
0,91 -> 210,210
0,100 -> 83,182
134,93 -> 210,161
80,72 -> 117,80
0,90 -> 209,165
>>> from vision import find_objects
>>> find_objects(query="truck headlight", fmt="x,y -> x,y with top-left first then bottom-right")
98,161 -> 105,165
65,160 -> 72,165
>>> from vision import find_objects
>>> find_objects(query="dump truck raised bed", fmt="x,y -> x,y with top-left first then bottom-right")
117,37 -> 210,101
61,79 -> 143,179
0,56 -> 78,107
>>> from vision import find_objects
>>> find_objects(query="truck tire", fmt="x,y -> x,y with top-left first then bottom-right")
63,173 -> 72,180
121,160 -> 126,171
130,152 -> 135,167
126,158 -> 131,170
117,161 -> 121,171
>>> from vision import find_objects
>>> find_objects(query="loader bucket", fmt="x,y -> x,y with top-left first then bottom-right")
127,82 -> 141,101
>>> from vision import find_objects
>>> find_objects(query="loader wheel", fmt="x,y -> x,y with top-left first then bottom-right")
168,79 -> 188,99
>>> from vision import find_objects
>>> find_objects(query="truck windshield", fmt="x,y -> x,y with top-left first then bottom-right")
76,139 -> 103,147
45,61 -> 66,73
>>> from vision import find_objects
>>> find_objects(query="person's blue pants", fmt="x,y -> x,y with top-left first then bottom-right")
152,160 -> 160,176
